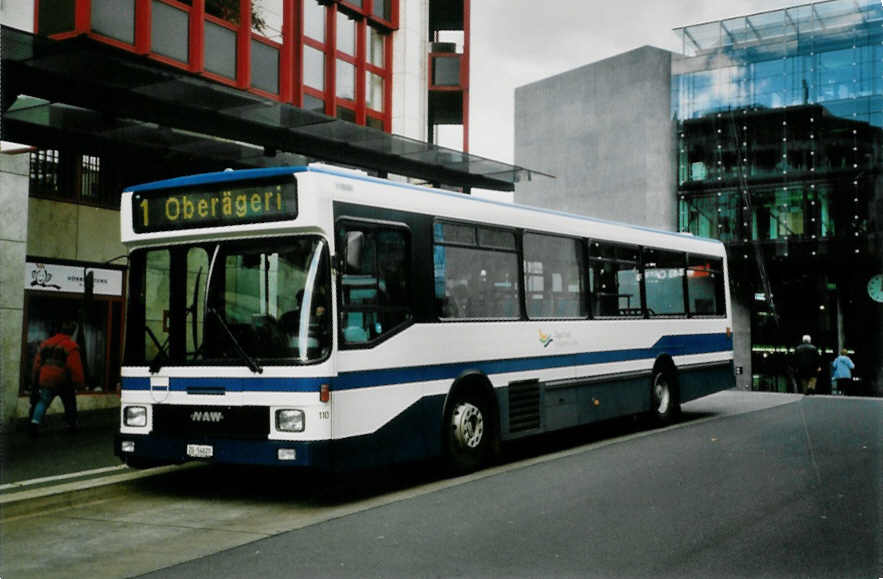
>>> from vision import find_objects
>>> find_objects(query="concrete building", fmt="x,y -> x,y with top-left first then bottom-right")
515,0 -> 883,397
515,46 -> 676,230
1,0 -> 530,430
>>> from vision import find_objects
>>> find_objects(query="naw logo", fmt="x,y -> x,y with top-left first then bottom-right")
538,330 -> 554,348
190,410 -> 224,423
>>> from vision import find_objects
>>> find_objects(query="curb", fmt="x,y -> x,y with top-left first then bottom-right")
0,463 -> 204,521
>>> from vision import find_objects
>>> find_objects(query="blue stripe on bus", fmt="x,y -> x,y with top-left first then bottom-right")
121,376 -> 328,392
121,333 -> 730,393
334,332 -> 731,390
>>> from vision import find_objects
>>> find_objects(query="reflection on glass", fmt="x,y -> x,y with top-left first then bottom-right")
251,0 -> 283,42
304,0 -> 325,42
337,11 -> 356,55
92,0 -> 135,44
251,39 -> 280,93
372,0 -> 391,21
368,26 -> 385,67
336,59 -> 355,100
205,20 -> 237,79
367,73 -> 384,110
152,0 -> 189,62
304,45 -> 325,90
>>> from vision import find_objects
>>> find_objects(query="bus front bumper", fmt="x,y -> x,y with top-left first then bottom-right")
114,433 -> 331,469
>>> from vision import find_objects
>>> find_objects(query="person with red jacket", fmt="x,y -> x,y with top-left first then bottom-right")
29,320 -> 84,436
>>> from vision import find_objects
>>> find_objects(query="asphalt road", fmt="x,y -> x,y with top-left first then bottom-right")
139,396 -> 881,579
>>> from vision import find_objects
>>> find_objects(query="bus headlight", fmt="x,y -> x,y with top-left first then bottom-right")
124,406 -> 148,427
275,409 -> 305,432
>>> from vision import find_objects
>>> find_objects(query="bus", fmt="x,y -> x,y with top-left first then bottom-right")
115,164 -> 735,472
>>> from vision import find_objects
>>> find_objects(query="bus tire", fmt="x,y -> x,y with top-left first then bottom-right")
444,391 -> 494,473
650,367 -> 680,425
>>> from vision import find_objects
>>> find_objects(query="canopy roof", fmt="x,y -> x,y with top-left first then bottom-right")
2,26 -> 546,192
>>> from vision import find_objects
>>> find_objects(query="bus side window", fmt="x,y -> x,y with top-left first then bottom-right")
588,241 -> 642,318
338,223 -> 412,346
434,221 -> 519,320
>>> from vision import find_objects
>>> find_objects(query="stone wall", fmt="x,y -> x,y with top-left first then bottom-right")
0,152 -> 30,430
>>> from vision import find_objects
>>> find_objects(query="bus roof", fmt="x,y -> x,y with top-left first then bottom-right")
124,165 -> 723,250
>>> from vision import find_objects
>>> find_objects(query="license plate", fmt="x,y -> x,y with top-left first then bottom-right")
186,444 -> 213,458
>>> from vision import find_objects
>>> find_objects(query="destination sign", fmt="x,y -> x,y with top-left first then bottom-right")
132,179 -> 298,233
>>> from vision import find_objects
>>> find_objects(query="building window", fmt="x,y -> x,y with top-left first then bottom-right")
252,0 -> 283,42
250,0 -> 283,94
29,150 -> 62,198
336,59 -> 355,100
79,155 -> 102,204
204,18 -> 238,80
35,0 -> 397,130
303,0 -> 326,42
336,10 -> 356,56
151,1 -> 190,63
91,0 -> 136,44
29,149 -> 118,209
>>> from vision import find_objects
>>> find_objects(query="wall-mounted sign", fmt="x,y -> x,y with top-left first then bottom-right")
25,262 -> 123,296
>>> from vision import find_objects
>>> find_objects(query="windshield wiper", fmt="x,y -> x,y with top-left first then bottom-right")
146,327 -> 169,374
188,267 -> 203,360
207,307 -> 263,374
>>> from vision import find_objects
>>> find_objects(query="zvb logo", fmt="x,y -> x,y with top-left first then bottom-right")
538,330 -> 553,348
190,410 -> 224,423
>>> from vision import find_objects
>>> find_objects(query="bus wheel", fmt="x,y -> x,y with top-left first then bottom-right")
651,368 -> 679,425
445,393 -> 491,473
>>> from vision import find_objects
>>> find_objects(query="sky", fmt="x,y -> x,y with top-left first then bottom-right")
468,0 -> 800,165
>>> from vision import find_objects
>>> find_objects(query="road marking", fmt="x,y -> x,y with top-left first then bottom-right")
0,465 -> 128,491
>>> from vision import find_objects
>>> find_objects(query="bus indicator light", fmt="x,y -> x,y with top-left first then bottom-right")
277,449 -> 296,461
320,384 -> 330,403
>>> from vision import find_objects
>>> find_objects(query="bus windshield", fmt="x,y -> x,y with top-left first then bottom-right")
126,236 -> 331,368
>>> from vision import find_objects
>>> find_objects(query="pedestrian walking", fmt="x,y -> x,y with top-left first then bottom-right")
831,348 -> 855,396
793,334 -> 821,395
29,320 -> 84,436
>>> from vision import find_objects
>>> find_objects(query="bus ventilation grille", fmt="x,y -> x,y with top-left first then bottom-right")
508,380 -> 540,433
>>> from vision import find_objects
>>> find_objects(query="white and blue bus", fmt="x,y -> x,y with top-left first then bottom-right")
116,164 -> 734,471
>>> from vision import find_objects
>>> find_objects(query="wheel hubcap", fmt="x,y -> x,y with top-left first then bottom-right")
654,375 -> 670,415
451,402 -> 484,449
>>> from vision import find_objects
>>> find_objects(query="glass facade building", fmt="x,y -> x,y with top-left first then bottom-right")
673,0 -> 883,395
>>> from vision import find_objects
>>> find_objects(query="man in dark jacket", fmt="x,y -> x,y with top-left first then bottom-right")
29,320 -> 84,436
794,334 -> 821,395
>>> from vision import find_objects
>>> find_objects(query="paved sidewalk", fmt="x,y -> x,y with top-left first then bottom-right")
0,408 -> 121,491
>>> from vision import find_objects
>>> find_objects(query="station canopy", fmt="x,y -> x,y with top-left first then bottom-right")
2,25 -> 544,192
